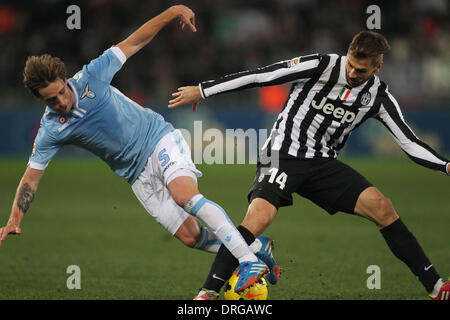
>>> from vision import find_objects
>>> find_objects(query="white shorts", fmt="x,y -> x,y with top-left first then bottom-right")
131,129 -> 202,235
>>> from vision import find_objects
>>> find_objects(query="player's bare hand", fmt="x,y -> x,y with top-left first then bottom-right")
171,5 -> 196,32
0,223 -> 21,247
169,86 -> 202,112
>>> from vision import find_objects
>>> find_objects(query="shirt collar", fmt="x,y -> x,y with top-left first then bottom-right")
68,78 -> 79,109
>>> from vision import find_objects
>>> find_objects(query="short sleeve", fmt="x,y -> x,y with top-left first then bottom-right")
28,126 -> 62,170
83,46 -> 127,84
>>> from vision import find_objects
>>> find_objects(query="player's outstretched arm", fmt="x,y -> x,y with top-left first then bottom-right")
168,86 -> 202,112
116,5 -> 196,60
168,55 -> 321,112
0,166 -> 44,247
376,90 -> 450,176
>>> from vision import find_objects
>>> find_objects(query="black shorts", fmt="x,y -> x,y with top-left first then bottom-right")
248,153 -> 372,215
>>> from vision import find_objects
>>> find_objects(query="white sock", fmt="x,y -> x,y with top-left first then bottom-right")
184,194 -> 257,263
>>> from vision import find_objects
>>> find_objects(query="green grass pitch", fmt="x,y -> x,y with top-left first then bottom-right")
0,156 -> 448,300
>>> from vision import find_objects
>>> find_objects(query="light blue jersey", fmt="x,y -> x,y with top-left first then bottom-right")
29,47 -> 174,184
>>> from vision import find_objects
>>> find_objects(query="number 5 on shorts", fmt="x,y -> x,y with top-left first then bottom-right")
268,168 -> 288,190
158,148 -> 170,167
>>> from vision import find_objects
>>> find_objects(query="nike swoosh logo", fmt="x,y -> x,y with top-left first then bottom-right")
212,274 -> 225,282
246,291 -> 264,298
424,264 -> 433,271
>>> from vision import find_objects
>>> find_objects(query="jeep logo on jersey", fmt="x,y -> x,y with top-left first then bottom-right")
80,83 -> 96,99
311,97 -> 356,124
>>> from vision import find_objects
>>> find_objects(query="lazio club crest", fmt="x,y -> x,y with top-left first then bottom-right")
81,83 -> 96,99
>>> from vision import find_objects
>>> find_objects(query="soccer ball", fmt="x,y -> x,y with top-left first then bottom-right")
224,270 -> 268,300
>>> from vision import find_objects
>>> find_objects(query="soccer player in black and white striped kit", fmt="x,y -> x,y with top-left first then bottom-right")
169,31 -> 449,300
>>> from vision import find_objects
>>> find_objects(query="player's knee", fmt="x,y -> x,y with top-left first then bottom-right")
374,196 -> 398,227
170,186 -> 198,208
173,193 -> 191,208
168,176 -> 199,207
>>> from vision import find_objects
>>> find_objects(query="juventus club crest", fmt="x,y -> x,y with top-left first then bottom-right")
360,92 -> 372,106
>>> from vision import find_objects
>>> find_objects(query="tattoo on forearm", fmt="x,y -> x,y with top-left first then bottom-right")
17,183 -> 35,214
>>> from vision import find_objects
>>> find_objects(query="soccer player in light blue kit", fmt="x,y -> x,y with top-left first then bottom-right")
0,5 -> 275,298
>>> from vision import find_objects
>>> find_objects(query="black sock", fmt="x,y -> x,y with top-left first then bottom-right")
202,225 -> 255,292
380,218 -> 440,293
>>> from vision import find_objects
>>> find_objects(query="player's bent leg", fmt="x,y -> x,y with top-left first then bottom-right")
353,186 -> 399,228
354,186 -> 443,296
242,198 -> 281,285
168,175 -> 267,291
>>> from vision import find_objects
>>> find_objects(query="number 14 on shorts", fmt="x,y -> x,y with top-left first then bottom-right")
267,168 -> 288,190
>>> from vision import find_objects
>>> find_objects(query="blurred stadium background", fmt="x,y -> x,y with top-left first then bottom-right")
0,0 -> 449,157
0,0 -> 448,300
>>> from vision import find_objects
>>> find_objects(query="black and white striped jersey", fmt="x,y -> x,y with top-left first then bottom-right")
199,53 -> 449,175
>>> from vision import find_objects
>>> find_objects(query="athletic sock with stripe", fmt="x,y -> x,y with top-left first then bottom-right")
184,195 -> 256,264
